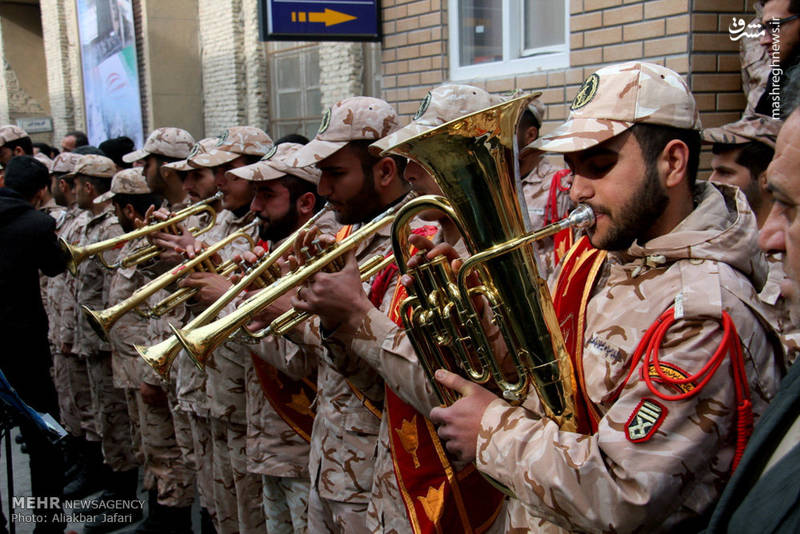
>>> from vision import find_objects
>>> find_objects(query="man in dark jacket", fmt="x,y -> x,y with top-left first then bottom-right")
0,155 -> 68,533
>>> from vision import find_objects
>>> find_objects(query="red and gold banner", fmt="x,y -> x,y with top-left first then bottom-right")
381,228 -> 504,534
552,235 -> 607,433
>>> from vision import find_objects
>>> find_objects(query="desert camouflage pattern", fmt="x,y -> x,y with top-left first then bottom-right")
124,389 -> 150,489
760,252 -> 800,367
94,167 -> 151,204
190,414 -> 216,517
75,205 -> 123,357
132,391 -> 196,507
293,97 -> 400,167
476,183 -> 782,533
740,10 -> 770,115
0,124 -> 28,145
34,152 -> 53,171
702,114 -> 782,149
107,236 -> 152,388
521,156 -> 574,281
51,152 -> 83,174
245,335 -> 313,477
262,475 -> 310,534
122,127 -> 196,163
528,96 -> 545,125
308,486 -> 368,534
534,62 -> 701,153
189,126 -> 272,168
228,142 -> 321,184
67,154 -> 117,179
85,353 -> 138,471
210,417 -> 266,534
371,84 -> 501,154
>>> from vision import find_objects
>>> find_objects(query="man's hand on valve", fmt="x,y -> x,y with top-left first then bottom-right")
289,228 -> 373,333
428,369 -> 498,463
179,271 -> 232,306
136,205 -> 199,266
237,246 -> 295,333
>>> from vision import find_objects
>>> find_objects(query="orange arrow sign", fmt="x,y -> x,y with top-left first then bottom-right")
291,8 -> 357,27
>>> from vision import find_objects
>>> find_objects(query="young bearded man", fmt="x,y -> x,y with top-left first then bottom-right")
267,96 -> 407,533
426,62 -> 783,533
704,115 -> 800,368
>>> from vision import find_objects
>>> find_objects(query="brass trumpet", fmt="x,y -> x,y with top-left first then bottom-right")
60,191 -> 223,276
386,95 -> 592,432
134,205 -> 331,379
81,220 -> 258,342
170,201 -> 407,367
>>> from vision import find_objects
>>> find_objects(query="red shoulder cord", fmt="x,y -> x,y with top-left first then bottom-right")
615,307 -> 753,472
545,168 -> 572,225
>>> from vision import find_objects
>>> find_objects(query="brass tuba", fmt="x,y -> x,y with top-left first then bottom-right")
60,191 -> 222,276
386,95 -> 593,432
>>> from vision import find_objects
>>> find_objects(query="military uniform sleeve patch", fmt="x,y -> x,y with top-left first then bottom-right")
625,398 -> 667,443
644,362 -> 696,395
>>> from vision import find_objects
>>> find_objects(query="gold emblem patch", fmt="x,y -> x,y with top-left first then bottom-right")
571,74 -> 600,111
318,108 -> 332,135
414,92 -> 432,120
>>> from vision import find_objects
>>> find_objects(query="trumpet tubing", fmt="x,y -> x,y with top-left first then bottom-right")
135,204 -> 332,378
171,202 -> 405,366
61,191 -> 223,276
81,220 -> 257,342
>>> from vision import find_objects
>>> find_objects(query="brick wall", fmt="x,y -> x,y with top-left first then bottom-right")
40,0 -> 84,143
319,43 -> 365,109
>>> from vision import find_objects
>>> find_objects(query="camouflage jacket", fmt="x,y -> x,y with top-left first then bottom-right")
75,204 -> 123,357
107,236 -> 152,389
46,205 -> 82,348
203,209 -> 259,424
740,15 -> 770,115
760,251 -> 800,367
477,183 -> 782,533
522,155 -> 574,281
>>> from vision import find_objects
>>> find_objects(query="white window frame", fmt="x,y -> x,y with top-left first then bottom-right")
267,41 -> 322,139
448,0 -> 570,80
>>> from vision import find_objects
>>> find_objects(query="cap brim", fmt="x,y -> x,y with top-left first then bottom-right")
291,139 -> 347,168
162,159 -> 194,172
122,149 -> 149,163
188,149 -> 238,168
532,117 -> 634,153
372,122 -> 434,156
227,161 -> 285,182
93,191 -> 115,204
701,128 -> 751,146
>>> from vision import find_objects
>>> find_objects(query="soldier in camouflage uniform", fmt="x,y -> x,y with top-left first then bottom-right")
173,126 -> 268,534
704,116 -> 800,367
277,97 -> 411,533
0,124 -> 33,166
65,156 -> 140,518
427,61 -> 784,533
227,142 -> 332,534
121,130 -> 198,534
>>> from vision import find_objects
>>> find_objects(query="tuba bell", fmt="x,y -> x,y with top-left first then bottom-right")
386,95 -> 594,432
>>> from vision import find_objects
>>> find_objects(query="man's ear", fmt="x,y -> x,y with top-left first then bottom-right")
296,191 -> 317,217
372,156 -> 398,188
123,203 -> 138,222
31,186 -> 47,208
661,139 -> 690,189
520,125 -> 539,148
13,146 -> 25,157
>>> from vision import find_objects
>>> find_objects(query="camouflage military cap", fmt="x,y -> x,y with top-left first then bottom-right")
65,154 -> 117,179
162,137 -> 218,174
371,84 -> 513,155
702,114 -> 781,149
227,143 -> 320,185
51,152 -> 84,174
34,153 -> 53,172
534,61 -> 701,153
0,125 -> 29,147
293,97 -> 400,167
94,167 -> 151,204
528,97 -> 545,126
189,126 -> 273,168
122,127 -> 195,163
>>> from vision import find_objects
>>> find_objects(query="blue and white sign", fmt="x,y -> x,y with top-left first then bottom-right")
260,0 -> 381,42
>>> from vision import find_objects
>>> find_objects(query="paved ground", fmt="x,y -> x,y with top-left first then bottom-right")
0,429 -> 201,534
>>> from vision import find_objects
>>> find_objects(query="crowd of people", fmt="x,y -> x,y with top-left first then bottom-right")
1,1 -> 799,533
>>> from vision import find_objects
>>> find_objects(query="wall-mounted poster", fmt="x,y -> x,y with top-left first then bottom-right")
76,0 -> 144,148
